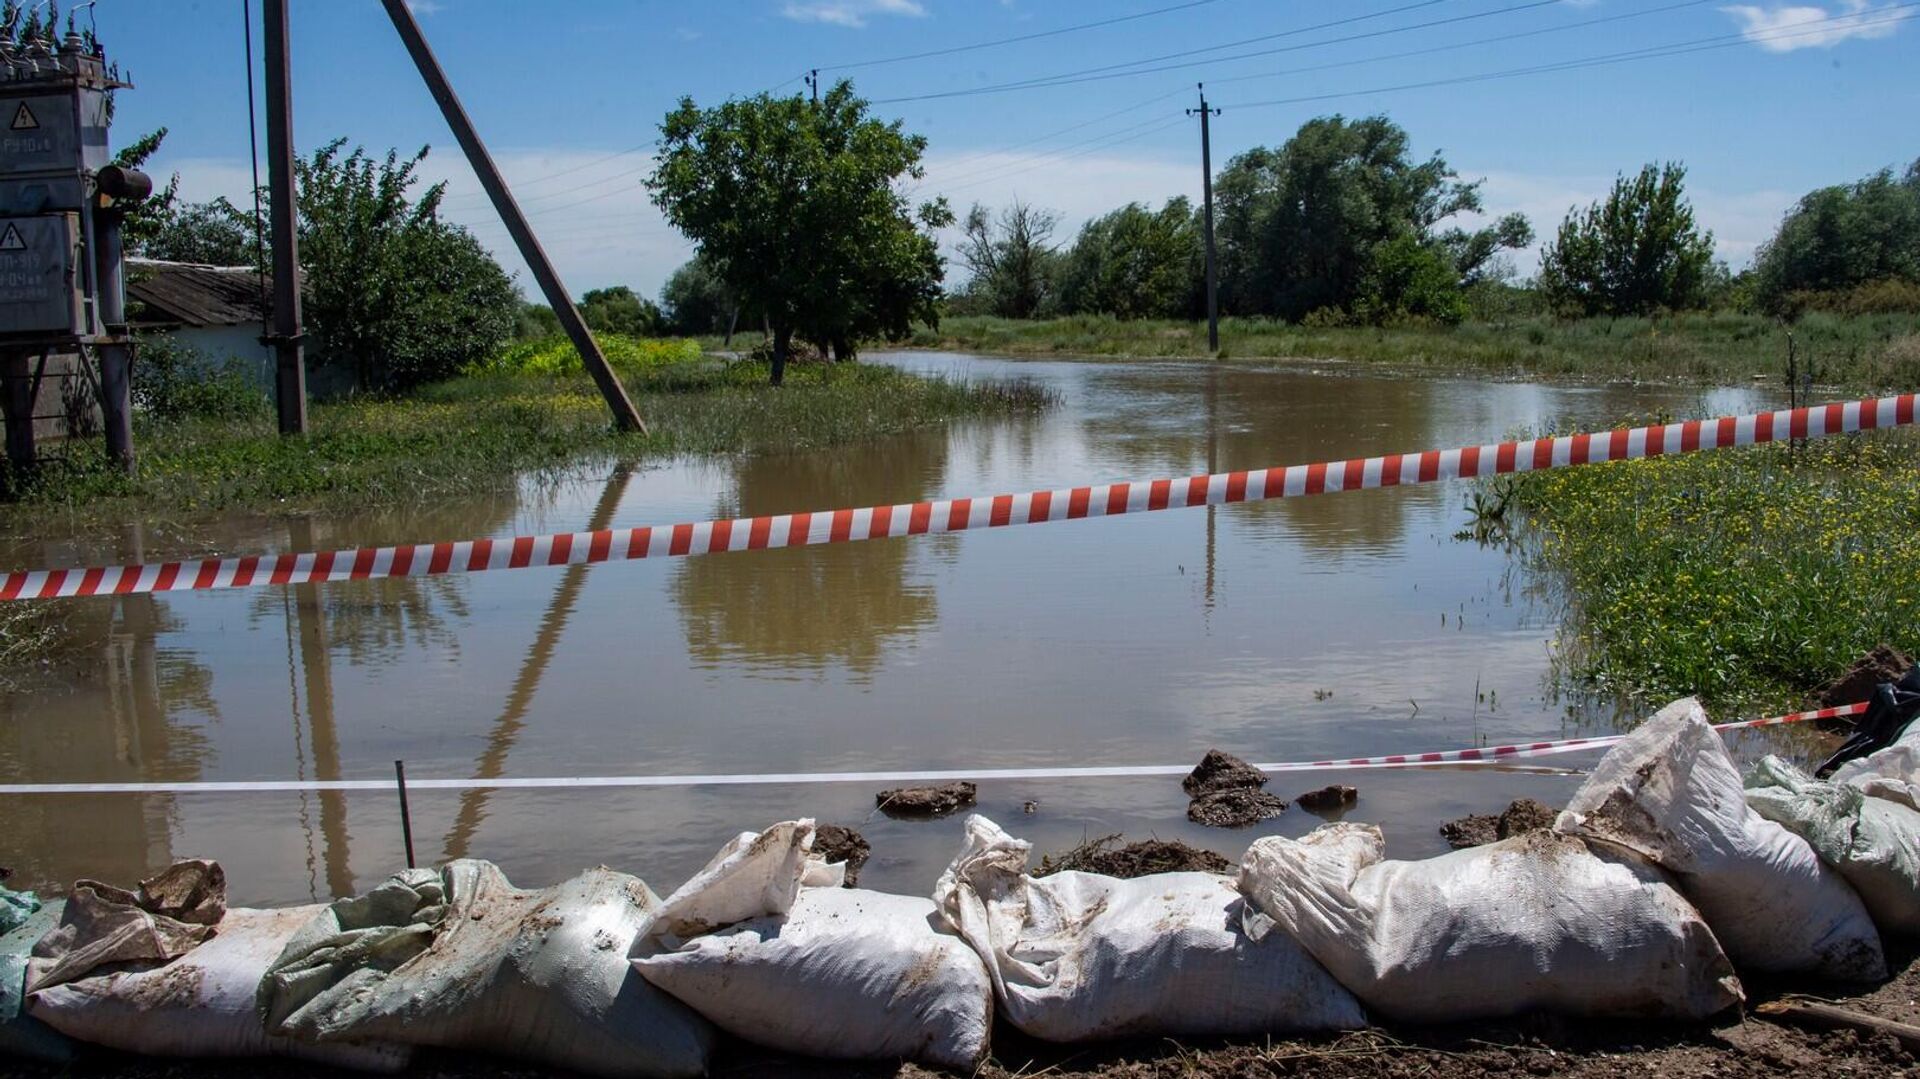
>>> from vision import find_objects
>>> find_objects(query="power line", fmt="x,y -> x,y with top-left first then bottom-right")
821,0 -> 1224,72
438,141 -> 657,205
936,114 -> 1192,197
1219,3 -> 1918,110
872,0 -> 1578,103
1202,0 -> 1720,89
924,89 -> 1190,190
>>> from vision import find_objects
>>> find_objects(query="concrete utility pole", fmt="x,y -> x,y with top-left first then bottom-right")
263,0 -> 308,435
805,68 -> 819,105
380,0 -> 647,434
1187,84 -> 1221,354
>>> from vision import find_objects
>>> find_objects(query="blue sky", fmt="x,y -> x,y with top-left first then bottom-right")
100,0 -> 1918,298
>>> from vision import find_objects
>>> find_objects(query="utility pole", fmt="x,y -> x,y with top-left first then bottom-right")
381,0 -> 647,434
805,68 -> 819,105
1187,83 -> 1221,354
262,0 -> 308,435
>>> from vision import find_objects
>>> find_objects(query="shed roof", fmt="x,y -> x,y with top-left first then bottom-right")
126,258 -> 267,329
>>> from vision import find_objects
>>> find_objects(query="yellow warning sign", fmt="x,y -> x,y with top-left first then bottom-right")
0,224 -> 23,251
9,103 -> 37,131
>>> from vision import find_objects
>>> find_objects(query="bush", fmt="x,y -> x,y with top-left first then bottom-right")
1779,279 -> 1920,318
131,335 -> 268,422
477,334 -> 703,377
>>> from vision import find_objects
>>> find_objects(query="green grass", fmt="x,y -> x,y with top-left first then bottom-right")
908,312 -> 1920,391
1,358 -> 1055,528
1506,430 -> 1920,712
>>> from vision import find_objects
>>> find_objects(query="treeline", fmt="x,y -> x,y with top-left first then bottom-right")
948,114 -> 1920,326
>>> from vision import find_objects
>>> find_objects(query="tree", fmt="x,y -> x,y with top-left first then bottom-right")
1214,115 -> 1527,322
140,198 -> 258,266
660,252 -> 741,336
1538,162 -> 1717,317
957,200 -> 1061,319
297,140 -> 517,390
648,80 -> 951,384
579,286 -> 663,338
1752,160 -> 1920,312
1057,198 -> 1202,319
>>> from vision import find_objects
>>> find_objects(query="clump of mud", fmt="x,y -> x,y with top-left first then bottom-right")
1440,798 -> 1558,849
1189,787 -> 1289,827
1818,644 -> 1915,708
1295,784 -> 1358,814
1183,749 -> 1268,796
1037,835 -> 1232,879
875,781 -> 976,819
812,824 -> 870,887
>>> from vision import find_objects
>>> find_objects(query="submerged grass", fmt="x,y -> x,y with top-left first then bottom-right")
1508,429 -> 1920,711
0,359 -> 1056,528
912,313 -> 1920,391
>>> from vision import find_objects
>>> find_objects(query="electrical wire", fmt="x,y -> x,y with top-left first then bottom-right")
935,114 -> 1192,197
241,0 -> 268,339
820,0 -> 1224,72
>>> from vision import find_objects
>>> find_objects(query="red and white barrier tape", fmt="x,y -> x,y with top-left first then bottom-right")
4,393 -> 1912,603
0,703 -> 1860,795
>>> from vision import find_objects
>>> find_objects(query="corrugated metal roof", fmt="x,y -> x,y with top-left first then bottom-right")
126,258 -> 268,328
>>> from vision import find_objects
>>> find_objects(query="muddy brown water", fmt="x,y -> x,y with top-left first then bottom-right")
0,354 -> 1815,905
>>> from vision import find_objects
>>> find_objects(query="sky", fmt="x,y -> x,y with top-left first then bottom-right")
95,0 -> 1920,300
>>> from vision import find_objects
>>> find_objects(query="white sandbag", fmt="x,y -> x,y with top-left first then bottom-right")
635,820 -> 992,1071
1239,822 -> 1743,1024
258,860 -> 711,1079
29,905 -> 405,1071
934,815 -> 1364,1043
1832,744 -> 1920,810
1746,755 -> 1920,936
1556,697 -> 1885,980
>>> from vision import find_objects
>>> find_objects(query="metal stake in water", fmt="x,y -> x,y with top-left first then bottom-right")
394,760 -> 416,869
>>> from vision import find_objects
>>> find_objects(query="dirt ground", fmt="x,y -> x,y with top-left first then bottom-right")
7,945 -> 1916,1079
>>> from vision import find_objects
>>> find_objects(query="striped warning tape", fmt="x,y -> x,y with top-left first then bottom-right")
3,392 -> 1912,602
0,703 -> 1860,795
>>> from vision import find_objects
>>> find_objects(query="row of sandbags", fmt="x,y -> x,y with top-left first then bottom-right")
5,696 -> 1920,1076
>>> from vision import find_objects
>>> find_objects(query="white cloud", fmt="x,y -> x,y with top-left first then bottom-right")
1720,0 -> 1913,51
781,0 -> 927,29
403,0 -> 444,14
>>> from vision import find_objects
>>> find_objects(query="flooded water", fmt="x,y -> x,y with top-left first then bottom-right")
0,354 -> 1804,905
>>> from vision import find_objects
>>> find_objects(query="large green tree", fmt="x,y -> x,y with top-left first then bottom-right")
1058,198 -> 1202,320
578,285 -> 663,338
1752,160 -> 1920,312
1538,163 -> 1717,317
1214,115 -> 1528,322
648,80 -> 950,383
297,141 -> 517,390
660,252 -> 743,336
958,200 -> 1062,319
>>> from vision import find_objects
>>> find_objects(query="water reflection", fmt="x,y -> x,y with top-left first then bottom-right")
671,434 -> 949,678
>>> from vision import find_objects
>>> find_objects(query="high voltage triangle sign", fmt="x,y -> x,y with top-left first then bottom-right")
0,224 -> 24,251
9,102 -> 37,131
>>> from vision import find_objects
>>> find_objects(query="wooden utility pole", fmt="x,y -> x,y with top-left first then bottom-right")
1188,84 -> 1221,354
263,0 -> 308,435
380,0 -> 647,434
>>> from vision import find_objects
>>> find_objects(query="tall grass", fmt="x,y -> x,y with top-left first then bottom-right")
913,313 -> 1920,391
1,359 -> 1055,527
1508,430 -> 1920,711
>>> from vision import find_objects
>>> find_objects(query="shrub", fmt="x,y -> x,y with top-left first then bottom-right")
476,334 -> 703,377
131,335 -> 268,422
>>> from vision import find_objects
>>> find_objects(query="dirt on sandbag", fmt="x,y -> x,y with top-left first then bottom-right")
811,824 -> 870,887
875,781 -> 977,819
1818,645 -> 1916,708
1182,749 -> 1268,796
1037,835 -> 1232,879
1295,784 -> 1358,814
1441,798 -> 1557,849
1188,787 -> 1288,828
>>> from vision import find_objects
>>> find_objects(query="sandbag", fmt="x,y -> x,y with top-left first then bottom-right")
29,904 -> 405,1071
26,860 -> 224,991
259,860 -> 711,1079
635,820 -> 993,1071
1,899 -> 73,1064
1746,755 -> 1920,936
1241,822 -> 1742,1023
1832,743 -> 1920,810
0,887 -> 36,937
934,814 -> 1365,1043
1556,697 -> 1885,980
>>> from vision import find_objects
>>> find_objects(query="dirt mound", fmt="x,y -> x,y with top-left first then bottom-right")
1037,835 -> 1232,879
811,824 -> 870,887
1295,784 -> 1358,814
1818,645 -> 1915,708
1182,749 -> 1267,796
1441,798 -> 1558,849
1187,787 -> 1288,828
874,781 -> 976,819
